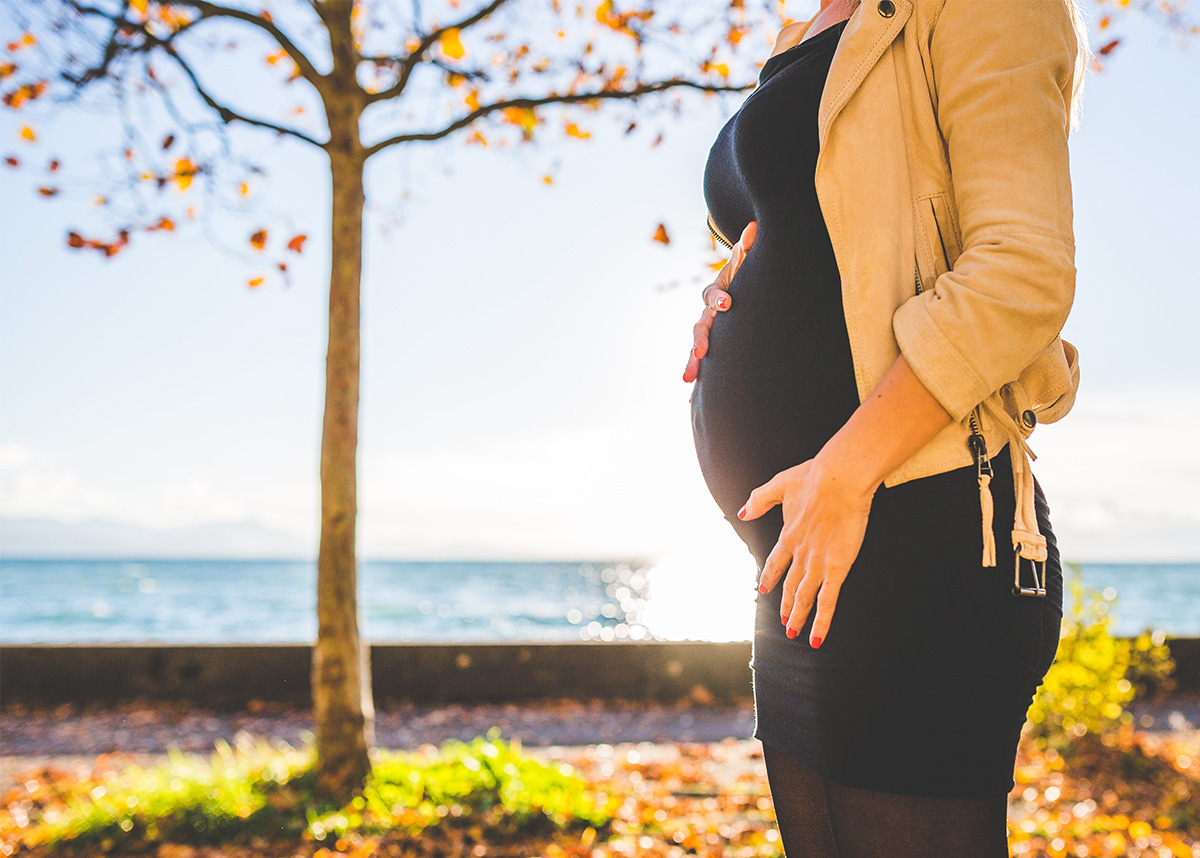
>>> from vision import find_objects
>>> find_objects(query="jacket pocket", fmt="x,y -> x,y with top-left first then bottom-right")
915,191 -> 961,292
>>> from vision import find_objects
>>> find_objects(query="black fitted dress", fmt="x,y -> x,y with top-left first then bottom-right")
691,19 -> 1064,800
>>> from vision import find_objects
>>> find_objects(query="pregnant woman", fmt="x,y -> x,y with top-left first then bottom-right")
683,0 -> 1088,854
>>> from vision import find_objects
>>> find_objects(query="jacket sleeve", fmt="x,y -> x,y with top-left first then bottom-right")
891,0 -> 1078,423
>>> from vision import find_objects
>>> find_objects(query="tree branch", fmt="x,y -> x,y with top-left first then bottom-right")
363,78 -> 751,158
175,0 -> 326,89
366,0 -> 511,104
160,41 -> 325,149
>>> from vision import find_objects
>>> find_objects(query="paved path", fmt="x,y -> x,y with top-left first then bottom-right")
3,693 -> 1196,791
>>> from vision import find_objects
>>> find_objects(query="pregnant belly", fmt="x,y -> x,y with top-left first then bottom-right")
689,245 -> 861,517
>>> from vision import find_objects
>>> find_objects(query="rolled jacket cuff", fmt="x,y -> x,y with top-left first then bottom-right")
893,294 -> 992,423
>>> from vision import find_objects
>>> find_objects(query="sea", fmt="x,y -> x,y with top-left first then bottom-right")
0,556 -> 1197,644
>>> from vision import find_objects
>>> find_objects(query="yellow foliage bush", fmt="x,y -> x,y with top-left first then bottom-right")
1026,562 -> 1175,748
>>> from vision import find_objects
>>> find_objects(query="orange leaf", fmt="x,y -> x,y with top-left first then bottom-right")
439,27 -> 465,60
5,32 -> 36,52
18,124 -> 35,141
248,276 -> 264,287
4,156 -> 17,167
48,158 -> 59,171
565,122 -> 590,139
173,157 -> 197,191
239,182 -> 250,197
250,229 -> 267,250
37,186 -> 57,196
162,134 -> 175,149
543,174 -> 553,184
500,106 -> 539,139
130,0 -> 147,19
1098,38 -> 1120,56
67,231 -> 84,248
286,234 -> 307,253
0,62 -> 16,79
148,217 -> 175,231
652,223 -> 670,244
7,81 -> 48,108
465,89 -> 480,111
1099,15 -> 1111,29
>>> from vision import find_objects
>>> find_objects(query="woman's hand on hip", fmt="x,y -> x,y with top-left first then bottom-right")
682,220 -> 757,384
739,449 -> 877,648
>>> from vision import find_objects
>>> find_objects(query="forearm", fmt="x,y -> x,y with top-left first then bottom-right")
816,353 -> 954,496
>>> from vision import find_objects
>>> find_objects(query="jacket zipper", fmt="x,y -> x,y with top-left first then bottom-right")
707,212 -> 734,250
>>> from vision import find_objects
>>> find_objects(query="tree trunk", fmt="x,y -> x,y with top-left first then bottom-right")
312,137 -> 375,801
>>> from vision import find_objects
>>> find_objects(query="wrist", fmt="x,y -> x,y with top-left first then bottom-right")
813,433 -> 883,500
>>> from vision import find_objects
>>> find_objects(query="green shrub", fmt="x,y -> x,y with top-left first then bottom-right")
1026,562 -> 1175,748
307,729 -> 617,842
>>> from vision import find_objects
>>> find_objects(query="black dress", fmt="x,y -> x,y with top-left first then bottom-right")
690,19 -> 1064,800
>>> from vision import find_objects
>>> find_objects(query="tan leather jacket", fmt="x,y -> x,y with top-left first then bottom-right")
705,0 -> 1081,580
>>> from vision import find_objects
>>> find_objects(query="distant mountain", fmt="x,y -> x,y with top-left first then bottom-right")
0,516 -> 310,559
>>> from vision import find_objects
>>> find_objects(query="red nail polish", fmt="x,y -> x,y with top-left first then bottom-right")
737,504 -> 747,520
758,583 -> 768,594
811,636 -> 823,649
692,346 -> 700,359
781,614 -> 788,625
717,296 -> 729,309
786,627 -> 798,639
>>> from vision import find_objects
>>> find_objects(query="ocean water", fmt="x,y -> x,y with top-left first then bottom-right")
0,556 -> 1196,644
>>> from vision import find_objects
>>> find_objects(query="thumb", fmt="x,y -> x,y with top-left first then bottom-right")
740,220 -> 757,252
738,472 -> 784,521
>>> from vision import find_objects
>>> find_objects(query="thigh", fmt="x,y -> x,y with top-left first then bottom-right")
823,779 -> 1011,858
761,742 -> 839,858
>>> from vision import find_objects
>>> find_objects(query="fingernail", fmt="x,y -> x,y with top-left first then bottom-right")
811,636 -> 823,649
717,296 -> 729,309
736,504 -> 747,520
786,627 -> 798,639
780,614 -> 788,625
758,583 -> 768,594
692,346 -> 700,359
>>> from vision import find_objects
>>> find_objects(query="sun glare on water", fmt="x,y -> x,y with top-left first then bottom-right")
638,550 -> 758,642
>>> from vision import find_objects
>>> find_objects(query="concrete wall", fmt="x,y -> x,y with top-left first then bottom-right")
2,639 -> 1196,709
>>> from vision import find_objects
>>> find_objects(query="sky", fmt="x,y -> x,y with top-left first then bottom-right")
1,2 -> 1198,564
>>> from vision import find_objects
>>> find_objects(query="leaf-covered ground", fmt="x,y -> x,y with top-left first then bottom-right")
2,723 -> 1197,858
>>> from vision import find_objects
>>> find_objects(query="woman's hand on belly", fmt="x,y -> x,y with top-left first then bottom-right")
738,354 -> 956,649
682,220 -> 757,384
738,452 -> 876,648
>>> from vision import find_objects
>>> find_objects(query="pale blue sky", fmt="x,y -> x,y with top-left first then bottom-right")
1,4 -> 1197,562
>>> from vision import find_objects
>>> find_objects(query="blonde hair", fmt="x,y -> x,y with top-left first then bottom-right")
1063,0 -> 1094,133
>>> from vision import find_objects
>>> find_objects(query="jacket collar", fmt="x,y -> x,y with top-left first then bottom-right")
817,0 -> 913,146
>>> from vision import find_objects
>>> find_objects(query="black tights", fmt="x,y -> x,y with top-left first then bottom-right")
762,742 -> 1011,858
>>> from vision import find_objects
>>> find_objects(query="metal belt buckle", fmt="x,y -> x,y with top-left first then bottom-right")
1013,550 -> 1047,598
